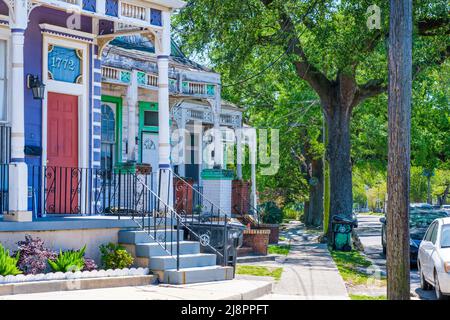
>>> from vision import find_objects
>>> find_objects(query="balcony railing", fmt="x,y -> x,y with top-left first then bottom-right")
120,2 -> 147,21
38,0 -> 163,27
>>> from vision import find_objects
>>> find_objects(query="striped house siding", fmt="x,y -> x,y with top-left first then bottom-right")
92,45 -> 102,169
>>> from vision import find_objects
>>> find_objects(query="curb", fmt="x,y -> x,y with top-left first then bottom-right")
220,281 -> 273,300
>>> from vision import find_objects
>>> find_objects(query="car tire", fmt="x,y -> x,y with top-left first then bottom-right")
434,270 -> 448,300
419,262 -> 431,290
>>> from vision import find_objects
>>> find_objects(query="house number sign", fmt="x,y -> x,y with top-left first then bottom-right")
48,45 -> 82,84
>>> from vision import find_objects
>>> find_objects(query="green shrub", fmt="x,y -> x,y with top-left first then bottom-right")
260,201 -> 283,224
283,207 -> 299,220
48,245 -> 86,272
99,243 -> 133,269
0,244 -> 22,276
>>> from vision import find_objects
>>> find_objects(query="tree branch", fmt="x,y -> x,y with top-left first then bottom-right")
353,79 -> 387,107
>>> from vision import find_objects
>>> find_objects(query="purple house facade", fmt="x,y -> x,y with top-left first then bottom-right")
0,0 -> 184,221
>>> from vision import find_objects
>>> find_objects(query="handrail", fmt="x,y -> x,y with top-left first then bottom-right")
133,172 -> 225,267
171,169 -> 230,220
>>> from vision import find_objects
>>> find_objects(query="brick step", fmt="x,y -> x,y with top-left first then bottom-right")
237,246 -> 254,257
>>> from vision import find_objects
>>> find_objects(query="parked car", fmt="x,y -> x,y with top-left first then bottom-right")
380,208 -> 448,264
410,203 -> 434,210
418,217 -> 450,300
442,205 -> 450,215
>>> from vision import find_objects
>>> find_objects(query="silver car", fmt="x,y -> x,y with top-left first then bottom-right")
418,217 -> 450,300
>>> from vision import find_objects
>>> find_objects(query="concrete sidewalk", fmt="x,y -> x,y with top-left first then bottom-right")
239,222 -> 349,300
0,279 -> 272,300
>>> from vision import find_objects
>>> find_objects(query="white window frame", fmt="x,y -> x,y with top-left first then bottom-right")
0,25 -> 10,124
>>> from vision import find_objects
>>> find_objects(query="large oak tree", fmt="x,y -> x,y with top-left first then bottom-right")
174,0 -> 450,236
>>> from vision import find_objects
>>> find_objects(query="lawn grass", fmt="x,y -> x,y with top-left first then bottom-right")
236,265 -> 283,280
330,250 -> 386,287
268,244 -> 291,255
350,294 -> 387,300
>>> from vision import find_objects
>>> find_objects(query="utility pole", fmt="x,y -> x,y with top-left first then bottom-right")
387,0 -> 413,300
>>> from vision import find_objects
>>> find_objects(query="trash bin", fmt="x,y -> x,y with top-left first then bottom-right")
332,214 -> 358,251
184,215 -> 246,274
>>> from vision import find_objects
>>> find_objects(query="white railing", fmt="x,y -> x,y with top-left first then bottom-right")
120,2 -> 147,21
146,73 -> 158,87
102,66 -> 121,81
184,82 -> 207,95
60,0 -> 79,4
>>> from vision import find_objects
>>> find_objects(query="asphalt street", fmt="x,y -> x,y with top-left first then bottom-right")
355,214 -> 436,300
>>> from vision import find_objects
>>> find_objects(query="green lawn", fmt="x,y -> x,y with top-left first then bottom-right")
331,250 -> 386,286
350,294 -> 387,300
236,265 -> 283,280
268,244 -> 291,255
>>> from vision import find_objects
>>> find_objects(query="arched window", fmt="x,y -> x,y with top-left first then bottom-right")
101,104 -> 115,143
101,104 -> 116,173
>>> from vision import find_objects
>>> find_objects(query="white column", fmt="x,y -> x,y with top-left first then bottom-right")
236,126 -> 243,179
126,70 -> 138,161
7,0 -> 32,221
157,10 -> 172,205
249,128 -> 258,212
213,87 -> 222,168
178,110 -> 186,177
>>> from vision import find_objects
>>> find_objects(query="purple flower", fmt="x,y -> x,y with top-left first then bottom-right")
15,235 -> 57,275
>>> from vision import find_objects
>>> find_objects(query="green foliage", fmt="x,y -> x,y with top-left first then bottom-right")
268,245 -> 290,255
236,265 -> 283,280
47,246 -> 86,273
350,294 -> 386,300
331,250 -> 386,286
0,244 -> 22,276
99,243 -> 134,269
260,201 -> 283,224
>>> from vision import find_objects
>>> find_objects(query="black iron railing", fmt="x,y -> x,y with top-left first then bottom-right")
170,170 -> 231,265
28,165 -> 157,217
0,163 -> 10,215
125,170 -> 226,270
25,165 -> 229,271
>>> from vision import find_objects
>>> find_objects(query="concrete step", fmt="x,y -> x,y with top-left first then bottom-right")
135,241 -> 200,257
133,217 -> 177,228
160,265 -> 234,284
149,253 -> 217,271
118,229 -> 184,244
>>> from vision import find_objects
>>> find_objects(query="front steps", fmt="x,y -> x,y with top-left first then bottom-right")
119,228 -> 233,285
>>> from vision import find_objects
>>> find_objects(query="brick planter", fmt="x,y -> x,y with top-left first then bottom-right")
232,180 -> 251,215
257,223 -> 279,244
242,229 -> 271,255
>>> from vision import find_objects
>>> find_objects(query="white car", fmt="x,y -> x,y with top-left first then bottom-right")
418,217 -> 450,300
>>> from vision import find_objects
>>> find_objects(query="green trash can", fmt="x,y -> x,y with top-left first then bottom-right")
332,214 -> 358,251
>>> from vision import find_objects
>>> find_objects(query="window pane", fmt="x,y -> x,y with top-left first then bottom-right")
441,225 -> 450,248
144,110 -> 158,127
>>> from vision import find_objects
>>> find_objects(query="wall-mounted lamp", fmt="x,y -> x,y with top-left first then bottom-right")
27,74 -> 45,100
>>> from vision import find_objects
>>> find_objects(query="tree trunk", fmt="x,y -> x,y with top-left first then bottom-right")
325,103 -> 353,237
387,0 -> 413,301
427,175 -> 432,204
323,119 -> 330,235
303,201 -> 310,223
306,158 -> 324,227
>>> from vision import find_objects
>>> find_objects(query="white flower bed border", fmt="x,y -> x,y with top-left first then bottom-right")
0,267 -> 150,285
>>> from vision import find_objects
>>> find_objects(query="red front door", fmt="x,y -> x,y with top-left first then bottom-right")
47,92 -> 79,214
